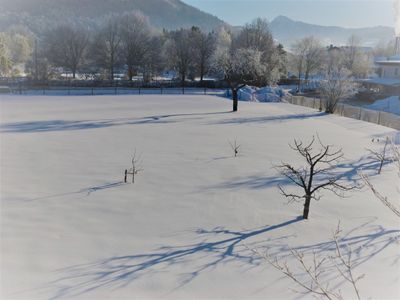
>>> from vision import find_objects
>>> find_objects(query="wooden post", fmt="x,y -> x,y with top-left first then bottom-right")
378,111 -> 381,125
359,107 -> 362,120
124,169 -> 127,183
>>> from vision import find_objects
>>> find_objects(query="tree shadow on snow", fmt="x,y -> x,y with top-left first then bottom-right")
45,217 -> 302,299
209,154 -> 392,191
209,112 -> 326,125
24,181 -> 125,202
0,111 -> 230,133
44,217 -> 399,299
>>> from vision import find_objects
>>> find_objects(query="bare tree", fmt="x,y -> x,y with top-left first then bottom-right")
189,27 -> 216,85
124,150 -> 143,184
254,223 -> 364,300
366,137 -> 390,175
229,139 -> 240,157
44,25 -> 89,79
292,37 -> 324,92
277,136 -> 356,219
120,11 -> 153,81
165,28 -> 193,87
91,16 -> 122,80
142,35 -> 165,83
360,141 -> 400,218
344,35 -> 360,74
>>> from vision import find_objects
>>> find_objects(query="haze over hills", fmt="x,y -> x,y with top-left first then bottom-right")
0,0 -> 395,47
269,16 -> 395,48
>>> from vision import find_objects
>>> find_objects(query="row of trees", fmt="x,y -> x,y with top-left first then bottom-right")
2,11 -> 390,85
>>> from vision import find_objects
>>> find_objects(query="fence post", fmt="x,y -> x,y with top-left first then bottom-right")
359,107 -> 362,120
378,111 -> 381,125
124,169 -> 127,183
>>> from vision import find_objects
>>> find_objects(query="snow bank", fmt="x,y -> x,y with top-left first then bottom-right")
236,85 -> 287,102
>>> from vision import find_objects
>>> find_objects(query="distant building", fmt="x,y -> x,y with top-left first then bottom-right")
375,58 -> 400,79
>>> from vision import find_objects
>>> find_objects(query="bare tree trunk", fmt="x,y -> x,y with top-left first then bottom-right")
110,53 -> 114,80
128,66 -> 134,81
200,63 -> 205,86
297,70 -> 301,93
303,194 -> 311,219
232,88 -> 238,112
181,71 -> 186,88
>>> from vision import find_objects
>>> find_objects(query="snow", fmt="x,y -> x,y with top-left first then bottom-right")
236,85 -> 286,102
365,96 -> 400,115
0,94 -> 399,300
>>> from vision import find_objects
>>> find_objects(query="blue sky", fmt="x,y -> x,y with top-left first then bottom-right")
183,0 -> 395,28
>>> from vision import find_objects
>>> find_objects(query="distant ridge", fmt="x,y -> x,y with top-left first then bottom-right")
0,0 -> 394,47
0,0 -> 227,34
269,15 -> 395,48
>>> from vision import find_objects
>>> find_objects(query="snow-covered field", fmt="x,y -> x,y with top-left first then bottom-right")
0,95 -> 399,300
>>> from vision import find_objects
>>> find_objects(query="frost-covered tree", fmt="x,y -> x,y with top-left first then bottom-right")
319,67 -> 358,114
233,18 -> 280,85
344,35 -> 371,79
44,25 -> 89,78
0,30 -> 33,76
120,11 -> 153,81
0,33 -> 12,76
214,48 -> 264,111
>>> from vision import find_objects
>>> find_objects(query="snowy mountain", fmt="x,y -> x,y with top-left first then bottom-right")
269,16 -> 395,48
0,0 -> 227,34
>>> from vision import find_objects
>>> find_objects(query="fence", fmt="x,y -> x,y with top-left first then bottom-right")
286,96 -> 400,130
6,86 -> 229,97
